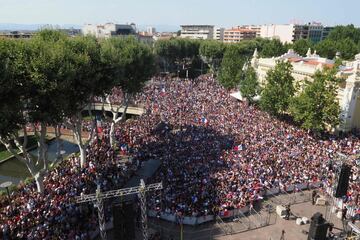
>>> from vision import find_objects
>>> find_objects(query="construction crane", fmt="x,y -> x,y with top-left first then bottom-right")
75,179 -> 163,240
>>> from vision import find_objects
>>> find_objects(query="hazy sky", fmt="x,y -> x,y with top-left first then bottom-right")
0,0 -> 358,28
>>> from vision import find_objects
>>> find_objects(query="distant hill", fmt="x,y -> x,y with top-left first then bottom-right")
0,23 -> 82,31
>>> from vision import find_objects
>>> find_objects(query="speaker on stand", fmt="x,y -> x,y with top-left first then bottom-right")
334,164 -> 351,198
307,212 -> 329,240
113,201 -> 136,240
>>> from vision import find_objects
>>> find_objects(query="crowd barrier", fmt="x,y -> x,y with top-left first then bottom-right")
149,181 -> 322,225
324,185 -> 359,218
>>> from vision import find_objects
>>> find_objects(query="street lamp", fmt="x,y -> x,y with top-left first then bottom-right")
0,181 -> 13,211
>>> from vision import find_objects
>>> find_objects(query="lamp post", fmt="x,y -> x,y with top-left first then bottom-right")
60,150 -> 66,157
1,181 -> 13,211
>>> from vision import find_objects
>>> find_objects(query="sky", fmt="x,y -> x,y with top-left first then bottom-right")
0,0 -> 359,29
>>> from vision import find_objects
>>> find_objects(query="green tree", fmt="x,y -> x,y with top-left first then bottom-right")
0,31 -> 73,192
315,39 -> 337,59
199,40 -> 225,73
58,35 -> 112,167
289,69 -> 340,132
335,38 -> 358,60
260,61 -> 295,115
154,38 -> 200,74
218,44 -> 247,89
328,25 -> 360,44
292,39 -> 314,56
260,39 -> 287,57
239,65 -> 259,103
101,37 -> 155,147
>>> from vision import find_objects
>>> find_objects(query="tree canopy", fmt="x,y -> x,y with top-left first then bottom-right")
218,44 -> 247,89
239,65 -> 260,103
292,39 -> 314,56
259,39 -> 288,58
260,61 -> 295,115
153,38 -> 200,73
328,24 -> 360,44
199,40 -> 225,73
100,36 -> 155,146
289,69 -> 341,132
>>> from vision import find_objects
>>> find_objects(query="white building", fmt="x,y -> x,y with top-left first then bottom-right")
260,23 -> 334,44
180,25 -> 214,39
260,24 -> 295,43
250,48 -> 360,131
147,27 -> 156,35
214,27 -> 225,41
82,23 -> 136,38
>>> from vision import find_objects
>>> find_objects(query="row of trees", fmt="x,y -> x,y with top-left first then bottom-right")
259,61 -> 341,132
0,30 -> 155,192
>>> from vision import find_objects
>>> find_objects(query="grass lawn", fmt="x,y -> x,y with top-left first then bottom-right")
0,151 -> 13,160
0,135 -> 38,161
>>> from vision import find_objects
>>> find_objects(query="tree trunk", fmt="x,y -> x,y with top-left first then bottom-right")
39,122 -> 48,171
34,173 -> 44,193
55,125 -> 62,160
21,154 -> 45,193
110,121 -> 116,147
79,147 -> 86,167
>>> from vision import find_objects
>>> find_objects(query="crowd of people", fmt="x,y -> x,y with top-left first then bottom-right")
131,76 -> 360,217
1,74 -> 360,239
0,133 -> 137,239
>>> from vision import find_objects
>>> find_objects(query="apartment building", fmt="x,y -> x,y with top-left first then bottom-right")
82,23 -> 137,38
180,25 -> 215,39
223,27 -> 257,43
241,25 -> 261,38
260,23 -> 334,44
214,27 -> 225,41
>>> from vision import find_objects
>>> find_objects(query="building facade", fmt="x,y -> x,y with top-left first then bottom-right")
214,27 -> 225,41
260,23 -> 334,44
293,22 -> 333,43
223,27 -> 257,43
241,25 -> 261,38
251,49 -> 360,131
147,27 -> 156,35
260,24 -> 295,43
180,25 -> 214,39
82,23 -> 137,38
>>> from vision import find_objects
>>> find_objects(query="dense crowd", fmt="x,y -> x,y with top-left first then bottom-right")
131,76 -> 360,217
1,75 -> 360,239
0,134 -> 137,239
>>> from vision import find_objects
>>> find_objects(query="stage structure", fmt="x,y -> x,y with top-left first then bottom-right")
325,153 -> 350,222
75,179 -> 163,240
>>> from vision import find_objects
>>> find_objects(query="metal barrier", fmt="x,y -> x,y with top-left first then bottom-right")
232,208 -> 251,230
280,188 -> 296,204
293,186 -> 311,204
215,215 -> 233,235
249,207 -> 264,228
266,190 -> 286,206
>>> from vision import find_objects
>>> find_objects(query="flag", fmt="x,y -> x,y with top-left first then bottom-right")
96,115 -> 102,133
201,116 -> 208,124
160,85 -> 166,96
